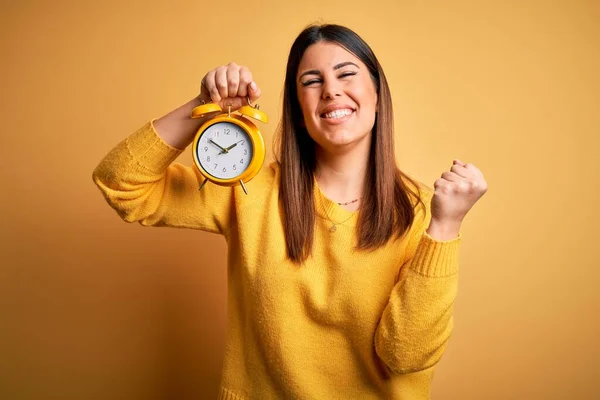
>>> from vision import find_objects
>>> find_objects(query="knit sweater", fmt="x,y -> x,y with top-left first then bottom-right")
92,121 -> 461,400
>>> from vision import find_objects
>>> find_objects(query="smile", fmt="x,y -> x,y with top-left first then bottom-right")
320,108 -> 355,119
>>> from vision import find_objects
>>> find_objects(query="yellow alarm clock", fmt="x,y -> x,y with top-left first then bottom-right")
191,97 -> 268,194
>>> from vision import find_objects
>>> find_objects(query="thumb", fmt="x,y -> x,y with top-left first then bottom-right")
248,80 -> 262,103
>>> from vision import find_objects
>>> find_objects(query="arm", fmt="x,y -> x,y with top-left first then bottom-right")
374,192 -> 461,374
92,63 -> 263,234
92,107 -> 235,234
374,158 -> 487,374
153,96 -> 207,150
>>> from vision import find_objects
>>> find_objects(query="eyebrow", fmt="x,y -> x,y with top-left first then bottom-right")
298,62 -> 360,80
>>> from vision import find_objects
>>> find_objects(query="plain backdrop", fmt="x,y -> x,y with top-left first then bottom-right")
1,0 -> 598,399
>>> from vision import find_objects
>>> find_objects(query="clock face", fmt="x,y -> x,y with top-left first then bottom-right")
196,122 -> 253,180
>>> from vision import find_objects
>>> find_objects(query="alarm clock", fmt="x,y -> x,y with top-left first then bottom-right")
190,98 -> 268,195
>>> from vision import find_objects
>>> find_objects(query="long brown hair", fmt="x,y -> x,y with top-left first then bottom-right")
273,24 -> 426,263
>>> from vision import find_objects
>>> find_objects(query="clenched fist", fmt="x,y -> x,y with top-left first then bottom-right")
427,159 -> 488,240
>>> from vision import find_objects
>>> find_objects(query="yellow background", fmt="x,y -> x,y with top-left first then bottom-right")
1,0 -> 598,398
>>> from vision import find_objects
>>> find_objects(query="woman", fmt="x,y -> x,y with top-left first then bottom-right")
93,24 -> 487,399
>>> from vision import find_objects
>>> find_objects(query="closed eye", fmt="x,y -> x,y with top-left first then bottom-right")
301,79 -> 322,87
339,71 -> 357,79
301,71 -> 357,87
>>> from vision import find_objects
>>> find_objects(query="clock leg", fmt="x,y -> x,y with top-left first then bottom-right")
239,180 -> 248,195
199,178 -> 209,191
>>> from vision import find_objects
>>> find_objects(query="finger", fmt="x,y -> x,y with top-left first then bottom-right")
441,171 -> 463,182
202,70 -> 221,102
433,178 -> 449,191
214,66 -> 229,100
248,80 -> 261,103
464,162 -> 484,178
237,67 -> 253,97
226,63 -> 240,99
437,177 -> 474,196
450,164 -> 471,179
453,159 -> 483,180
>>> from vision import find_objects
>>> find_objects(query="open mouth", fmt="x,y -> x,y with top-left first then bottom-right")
320,108 -> 355,119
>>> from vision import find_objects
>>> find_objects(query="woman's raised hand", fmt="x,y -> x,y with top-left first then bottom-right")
199,62 -> 262,111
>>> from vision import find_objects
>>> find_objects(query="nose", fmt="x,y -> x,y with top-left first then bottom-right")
321,78 -> 341,100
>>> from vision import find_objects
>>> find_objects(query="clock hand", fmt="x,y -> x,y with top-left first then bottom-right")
209,139 -> 228,154
224,140 -> 244,151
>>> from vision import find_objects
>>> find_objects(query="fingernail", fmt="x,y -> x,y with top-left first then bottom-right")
249,81 -> 257,91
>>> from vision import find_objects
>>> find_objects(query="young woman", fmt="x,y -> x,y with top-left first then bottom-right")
93,24 -> 487,399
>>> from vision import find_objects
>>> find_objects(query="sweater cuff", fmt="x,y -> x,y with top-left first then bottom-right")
409,231 -> 461,277
125,119 -> 184,173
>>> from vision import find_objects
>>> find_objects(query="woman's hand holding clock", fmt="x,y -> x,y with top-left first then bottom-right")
200,62 -> 262,111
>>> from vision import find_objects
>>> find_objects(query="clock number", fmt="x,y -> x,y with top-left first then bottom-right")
213,163 -> 217,169
204,146 -> 208,152
244,149 -> 248,155
236,132 -> 239,138
222,167 -> 226,172
224,128 -> 230,135
240,159 -> 244,164
233,164 -> 237,171
240,140 -> 245,145
206,156 -> 210,162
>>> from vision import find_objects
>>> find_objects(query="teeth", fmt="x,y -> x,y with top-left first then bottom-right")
324,109 -> 353,119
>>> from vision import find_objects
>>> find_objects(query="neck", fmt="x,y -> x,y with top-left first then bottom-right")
314,137 -> 370,207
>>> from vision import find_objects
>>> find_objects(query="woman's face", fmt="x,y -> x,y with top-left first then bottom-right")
296,42 -> 378,152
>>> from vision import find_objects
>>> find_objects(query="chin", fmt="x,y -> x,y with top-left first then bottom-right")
318,130 -> 371,151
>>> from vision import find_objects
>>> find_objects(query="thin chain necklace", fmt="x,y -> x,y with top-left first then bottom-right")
327,212 -> 357,232
314,171 -> 362,232
337,197 -> 363,206
324,199 -> 362,232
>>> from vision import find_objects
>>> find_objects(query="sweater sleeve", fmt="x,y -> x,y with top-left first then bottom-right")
92,120 -> 234,235
374,190 -> 461,374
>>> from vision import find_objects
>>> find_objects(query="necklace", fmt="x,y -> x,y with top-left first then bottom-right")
327,212 -> 357,233
313,174 -> 361,232
337,197 -> 363,206
327,198 -> 361,231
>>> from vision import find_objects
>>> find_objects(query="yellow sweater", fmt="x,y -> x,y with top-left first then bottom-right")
93,121 -> 461,400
